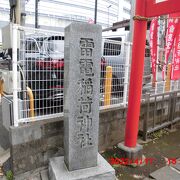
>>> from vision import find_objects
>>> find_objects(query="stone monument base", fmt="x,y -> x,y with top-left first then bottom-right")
49,153 -> 116,180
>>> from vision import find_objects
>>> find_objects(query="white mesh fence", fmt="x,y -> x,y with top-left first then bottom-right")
11,25 -> 180,125
100,39 -> 131,107
11,27 -> 154,124
13,26 -> 64,124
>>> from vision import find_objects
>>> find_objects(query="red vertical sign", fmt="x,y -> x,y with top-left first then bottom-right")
150,18 -> 158,81
163,13 -> 180,79
171,23 -> 180,80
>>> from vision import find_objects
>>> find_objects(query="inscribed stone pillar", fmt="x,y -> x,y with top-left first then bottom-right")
63,22 -> 102,171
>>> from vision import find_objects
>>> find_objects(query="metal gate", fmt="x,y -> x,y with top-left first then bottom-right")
141,90 -> 180,141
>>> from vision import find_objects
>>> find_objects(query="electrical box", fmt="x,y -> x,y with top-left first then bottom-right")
2,95 -> 13,130
0,70 -> 21,94
2,95 -> 24,130
2,23 -> 20,50
2,24 -> 13,49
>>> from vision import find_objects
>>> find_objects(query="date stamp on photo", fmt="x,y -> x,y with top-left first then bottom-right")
109,157 -> 180,166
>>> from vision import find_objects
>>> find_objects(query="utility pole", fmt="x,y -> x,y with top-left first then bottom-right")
9,0 -> 27,119
35,0 -> 39,28
107,5 -> 112,27
9,0 -> 26,25
94,0 -> 97,24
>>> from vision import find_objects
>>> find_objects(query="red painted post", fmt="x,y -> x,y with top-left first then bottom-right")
124,0 -> 147,148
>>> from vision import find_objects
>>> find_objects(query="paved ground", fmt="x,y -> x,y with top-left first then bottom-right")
102,124 -> 180,180
148,162 -> 180,180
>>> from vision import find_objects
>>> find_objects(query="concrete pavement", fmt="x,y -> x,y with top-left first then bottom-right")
0,104 -> 10,151
149,162 -> 180,180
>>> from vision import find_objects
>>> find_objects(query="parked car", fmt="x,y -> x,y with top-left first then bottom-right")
25,36 -> 106,111
102,38 -> 151,96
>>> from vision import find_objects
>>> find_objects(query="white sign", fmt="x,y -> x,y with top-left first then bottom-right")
156,0 -> 167,3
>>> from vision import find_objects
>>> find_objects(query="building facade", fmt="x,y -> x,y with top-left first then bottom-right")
118,0 -> 131,21
0,0 -> 131,34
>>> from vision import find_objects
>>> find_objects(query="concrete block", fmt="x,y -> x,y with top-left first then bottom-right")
117,142 -> 143,160
40,169 -> 49,180
49,154 -> 115,180
150,166 -> 180,180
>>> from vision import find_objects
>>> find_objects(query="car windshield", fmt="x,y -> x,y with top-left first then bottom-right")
47,40 -> 64,54
25,38 -> 41,53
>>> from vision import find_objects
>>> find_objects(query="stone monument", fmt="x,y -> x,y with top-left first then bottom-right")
49,22 -> 115,180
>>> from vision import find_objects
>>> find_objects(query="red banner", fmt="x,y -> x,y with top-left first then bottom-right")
163,13 -> 180,79
150,17 -> 158,81
171,23 -> 180,80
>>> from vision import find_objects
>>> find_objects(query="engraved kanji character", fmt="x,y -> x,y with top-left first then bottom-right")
78,96 -> 92,114
79,59 -> 94,77
77,115 -> 92,132
81,48 -> 93,57
77,132 -> 93,148
80,38 -> 94,48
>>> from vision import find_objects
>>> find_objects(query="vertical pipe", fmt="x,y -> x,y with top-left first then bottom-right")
27,87 -> 35,118
0,79 -> 4,103
123,42 -> 131,105
20,0 -> 26,26
143,93 -> 150,141
94,0 -> 97,24
12,25 -> 19,127
104,66 -> 112,106
35,0 -> 39,28
124,0 -> 147,148
0,79 -> 4,96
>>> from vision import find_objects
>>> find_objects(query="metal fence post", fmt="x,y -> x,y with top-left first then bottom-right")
170,91 -> 176,129
143,93 -> 150,141
165,63 -> 172,92
123,42 -> 131,105
12,24 -> 19,127
104,66 -> 112,106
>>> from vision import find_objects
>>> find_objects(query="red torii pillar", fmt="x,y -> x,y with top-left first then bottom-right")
123,0 -> 180,150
